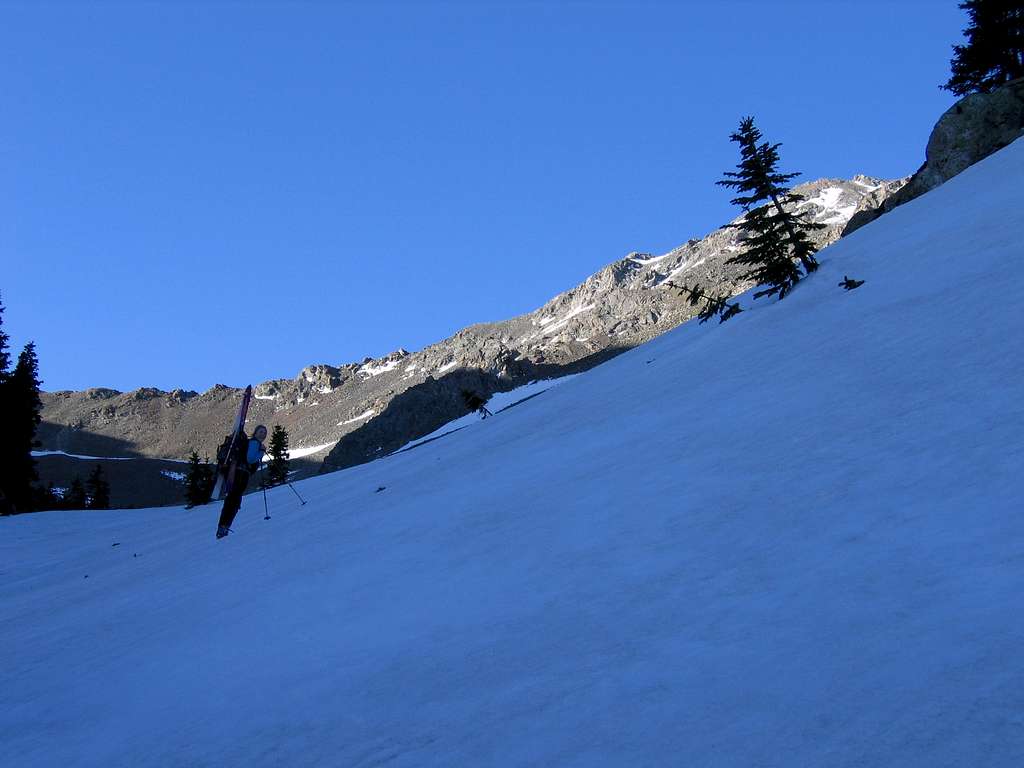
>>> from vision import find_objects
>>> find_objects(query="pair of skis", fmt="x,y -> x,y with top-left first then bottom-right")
209,384 -> 252,502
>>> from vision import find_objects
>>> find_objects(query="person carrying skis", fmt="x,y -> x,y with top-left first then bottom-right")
216,424 -> 268,539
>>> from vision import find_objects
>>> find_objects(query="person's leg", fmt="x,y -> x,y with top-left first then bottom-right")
217,469 -> 250,534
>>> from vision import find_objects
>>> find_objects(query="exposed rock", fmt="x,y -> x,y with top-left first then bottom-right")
845,77 -> 1024,236
37,175 -> 901,504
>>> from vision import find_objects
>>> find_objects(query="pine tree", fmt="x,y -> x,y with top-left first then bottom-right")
717,117 -> 823,301
0,293 -> 10,384
943,1 -> 1024,95
86,465 -> 111,510
0,296 -> 10,514
265,426 -> 290,487
0,342 -> 43,511
666,282 -> 743,324
35,482 -> 62,511
184,450 -> 214,508
64,477 -> 87,510
461,389 -> 493,418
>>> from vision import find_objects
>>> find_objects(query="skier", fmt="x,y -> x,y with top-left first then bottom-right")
216,424 -> 268,539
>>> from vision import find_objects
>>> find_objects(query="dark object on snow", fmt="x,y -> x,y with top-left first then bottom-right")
839,276 -> 865,291
461,389 -> 493,418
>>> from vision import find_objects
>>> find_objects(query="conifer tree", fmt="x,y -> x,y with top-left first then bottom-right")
86,465 -> 111,510
943,1 -> 1024,95
0,293 -> 10,385
184,450 -> 214,508
265,426 -> 290,487
0,342 -> 43,511
718,117 -> 823,301
0,297 -> 9,514
64,477 -> 87,510
36,482 -> 62,511
461,389 -> 494,418
666,282 -> 743,324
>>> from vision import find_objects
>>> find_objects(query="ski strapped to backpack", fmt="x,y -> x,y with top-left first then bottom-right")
208,385 -> 253,502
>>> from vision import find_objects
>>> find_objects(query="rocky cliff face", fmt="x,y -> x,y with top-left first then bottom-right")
38,175 -> 899,503
844,77 -> 1024,235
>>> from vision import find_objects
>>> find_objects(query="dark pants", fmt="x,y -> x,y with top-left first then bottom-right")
217,467 -> 251,530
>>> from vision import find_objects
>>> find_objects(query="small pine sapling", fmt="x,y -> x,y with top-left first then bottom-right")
266,426 -> 291,487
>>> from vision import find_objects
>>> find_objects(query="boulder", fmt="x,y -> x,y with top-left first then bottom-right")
845,77 -> 1024,236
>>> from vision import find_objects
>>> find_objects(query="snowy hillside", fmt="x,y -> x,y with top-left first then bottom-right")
3,138 -> 1023,766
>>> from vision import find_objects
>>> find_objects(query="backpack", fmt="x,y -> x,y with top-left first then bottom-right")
216,431 -> 250,468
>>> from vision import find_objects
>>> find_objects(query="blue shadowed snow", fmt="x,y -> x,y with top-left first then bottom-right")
2,139 -> 1023,766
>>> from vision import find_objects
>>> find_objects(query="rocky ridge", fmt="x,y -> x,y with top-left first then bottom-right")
37,175 -> 900,502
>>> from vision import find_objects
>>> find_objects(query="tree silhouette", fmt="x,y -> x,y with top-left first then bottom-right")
86,465 -> 111,510
718,117 -> 823,301
943,1 -> 1024,95
265,426 -> 291,487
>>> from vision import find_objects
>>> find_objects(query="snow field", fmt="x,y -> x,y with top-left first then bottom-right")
2,138 -> 1023,766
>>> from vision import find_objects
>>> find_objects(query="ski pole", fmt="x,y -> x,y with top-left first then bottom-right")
260,468 -> 271,520
286,481 -> 307,505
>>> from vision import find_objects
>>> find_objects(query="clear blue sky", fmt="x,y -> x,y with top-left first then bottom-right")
2,1 -> 965,393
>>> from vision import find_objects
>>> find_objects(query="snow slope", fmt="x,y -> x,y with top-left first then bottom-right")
3,138 -> 1023,767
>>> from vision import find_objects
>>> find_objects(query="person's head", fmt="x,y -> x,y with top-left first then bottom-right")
252,425 -> 268,442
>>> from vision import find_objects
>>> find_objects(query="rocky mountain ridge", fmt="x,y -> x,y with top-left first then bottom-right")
37,173 -> 901,503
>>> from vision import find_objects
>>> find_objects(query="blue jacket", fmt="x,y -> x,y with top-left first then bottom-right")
246,439 -> 265,468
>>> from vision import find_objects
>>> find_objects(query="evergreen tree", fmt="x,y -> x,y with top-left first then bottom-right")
461,389 -> 493,418
64,477 -> 87,510
86,465 -> 111,510
717,117 -> 823,301
0,293 -> 10,384
265,426 -> 291,486
0,296 -> 9,514
184,450 -> 214,508
666,282 -> 743,324
0,342 -> 43,511
943,1 -> 1024,95
35,482 -> 63,511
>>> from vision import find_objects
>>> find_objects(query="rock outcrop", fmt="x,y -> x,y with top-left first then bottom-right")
844,77 -> 1024,236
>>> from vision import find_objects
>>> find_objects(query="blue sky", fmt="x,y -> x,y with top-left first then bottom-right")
2,1 -> 964,393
